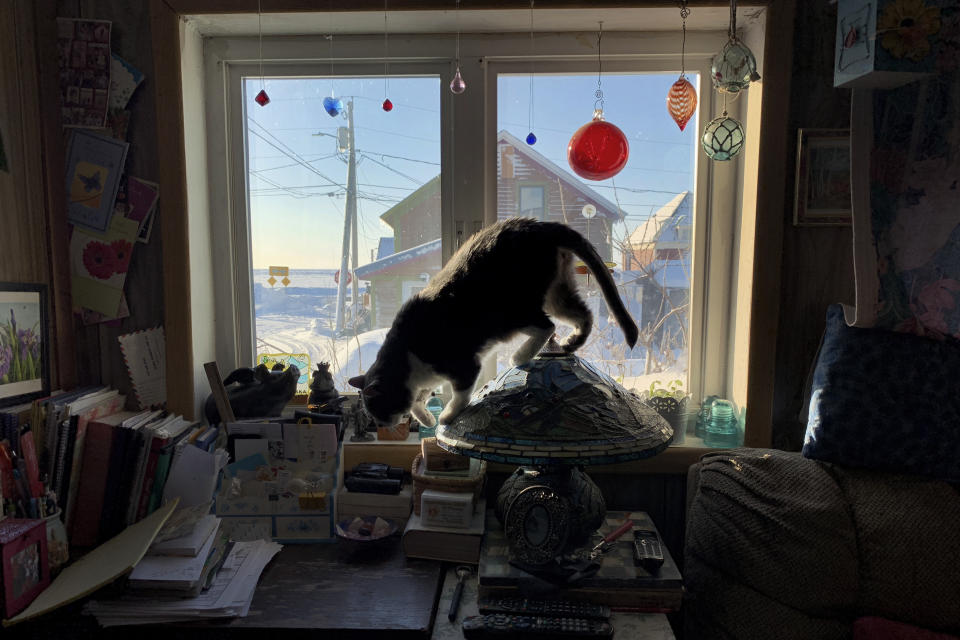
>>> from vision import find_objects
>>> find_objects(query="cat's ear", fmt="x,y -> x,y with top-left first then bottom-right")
347,374 -> 366,390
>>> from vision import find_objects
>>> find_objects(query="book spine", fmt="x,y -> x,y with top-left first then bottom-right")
56,416 -> 79,513
146,448 -> 174,515
19,431 -> 42,497
136,437 -> 169,521
125,430 -> 150,525
69,422 -> 114,547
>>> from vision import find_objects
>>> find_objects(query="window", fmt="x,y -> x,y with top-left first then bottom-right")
518,185 -> 546,219
200,15 -> 764,444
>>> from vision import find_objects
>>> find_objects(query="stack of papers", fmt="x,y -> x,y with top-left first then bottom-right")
127,516 -> 225,595
85,540 -> 281,626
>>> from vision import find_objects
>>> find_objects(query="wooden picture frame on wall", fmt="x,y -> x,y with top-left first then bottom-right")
793,128 -> 852,226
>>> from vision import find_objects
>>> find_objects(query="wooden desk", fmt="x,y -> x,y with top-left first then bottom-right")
7,539 -> 444,640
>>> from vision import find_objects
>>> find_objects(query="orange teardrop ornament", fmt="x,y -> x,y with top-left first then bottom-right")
667,76 -> 697,132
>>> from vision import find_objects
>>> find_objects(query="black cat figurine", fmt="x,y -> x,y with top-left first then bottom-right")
348,218 -> 638,429
204,363 -> 299,424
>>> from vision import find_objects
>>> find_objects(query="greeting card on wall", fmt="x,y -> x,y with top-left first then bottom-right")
125,177 -> 160,242
70,213 -> 138,317
65,130 -> 128,232
109,54 -> 144,111
56,18 -> 112,128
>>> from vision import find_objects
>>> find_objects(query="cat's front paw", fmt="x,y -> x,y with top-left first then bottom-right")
411,403 -> 436,427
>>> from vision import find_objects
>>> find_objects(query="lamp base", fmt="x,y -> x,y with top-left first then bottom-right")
496,465 -> 606,570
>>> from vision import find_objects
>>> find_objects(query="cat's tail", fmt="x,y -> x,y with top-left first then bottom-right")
557,224 -> 640,349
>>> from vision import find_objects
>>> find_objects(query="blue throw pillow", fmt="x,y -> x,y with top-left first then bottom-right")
803,304 -> 960,481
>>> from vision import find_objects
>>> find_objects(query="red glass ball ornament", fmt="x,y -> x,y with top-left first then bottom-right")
382,98 -> 393,112
667,76 -> 697,131
254,89 -> 270,107
566,114 -> 629,181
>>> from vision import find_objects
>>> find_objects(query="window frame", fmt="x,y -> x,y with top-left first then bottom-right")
206,52 -> 455,369
154,5 -> 788,458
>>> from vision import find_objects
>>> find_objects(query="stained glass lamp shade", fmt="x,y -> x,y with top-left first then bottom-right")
437,353 -> 672,465
436,349 -> 673,569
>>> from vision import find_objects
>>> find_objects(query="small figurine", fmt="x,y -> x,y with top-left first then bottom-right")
308,362 -> 339,407
204,363 -> 299,425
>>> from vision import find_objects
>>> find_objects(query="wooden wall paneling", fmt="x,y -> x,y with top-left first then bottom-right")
771,2 -> 854,451
67,0 -> 168,407
150,0 -> 195,418
33,0 -> 77,391
742,0 -> 796,449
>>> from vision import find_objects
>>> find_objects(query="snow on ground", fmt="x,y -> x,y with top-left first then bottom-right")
257,312 -> 687,397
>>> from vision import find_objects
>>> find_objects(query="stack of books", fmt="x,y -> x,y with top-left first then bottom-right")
127,514 -> 230,596
23,386 -> 222,548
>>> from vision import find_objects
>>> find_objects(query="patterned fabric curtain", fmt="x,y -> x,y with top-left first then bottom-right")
848,61 -> 960,339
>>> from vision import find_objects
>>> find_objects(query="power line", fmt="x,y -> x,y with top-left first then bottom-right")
353,149 -> 440,166
355,125 -> 439,144
247,119 -> 343,187
359,153 -> 423,185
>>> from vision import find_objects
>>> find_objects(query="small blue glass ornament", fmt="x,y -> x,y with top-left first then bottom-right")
525,132 -> 537,145
322,96 -> 344,117
710,39 -> 760,94
701,111 -> 744,161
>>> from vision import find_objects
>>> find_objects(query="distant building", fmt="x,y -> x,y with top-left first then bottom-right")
497,130 -> 623,261
355,177 -> 443,329
622,191 -> 692,359
356,134 -> 630,329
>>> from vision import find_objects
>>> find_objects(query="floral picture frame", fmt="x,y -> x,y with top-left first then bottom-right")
794,128 -> 853,226
0,519 -> 50,618
0,283 -> 50,408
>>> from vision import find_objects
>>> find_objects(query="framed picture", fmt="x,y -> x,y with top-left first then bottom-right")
0,519 -> 50,618
794,128 -> 853,226
0,283 -> 49,408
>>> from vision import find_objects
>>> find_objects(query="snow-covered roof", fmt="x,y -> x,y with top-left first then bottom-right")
628,191 -> 692,246
355,238 -> 441,279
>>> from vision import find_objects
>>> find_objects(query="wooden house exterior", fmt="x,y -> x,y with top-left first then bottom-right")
355,176 -> 443,329
497,130 -> 623,262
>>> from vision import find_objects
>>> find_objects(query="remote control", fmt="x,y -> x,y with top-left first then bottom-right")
462,614 -> 614,639
478,597 -> 610,620
633,528 -> 665,573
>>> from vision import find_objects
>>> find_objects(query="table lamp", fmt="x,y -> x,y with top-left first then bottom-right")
436,343 -> 673,574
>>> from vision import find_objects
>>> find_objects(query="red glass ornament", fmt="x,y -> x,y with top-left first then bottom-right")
382,98 -> 393,112
255,89 -> 270,106
566,114 -> 629,181
667,76 -> 697,131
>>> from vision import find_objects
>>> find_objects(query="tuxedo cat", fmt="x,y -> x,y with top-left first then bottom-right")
348,217 -> 639,429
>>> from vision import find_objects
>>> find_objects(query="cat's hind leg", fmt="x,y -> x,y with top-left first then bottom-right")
547,279 -> 593,353
511,314 -> 556,365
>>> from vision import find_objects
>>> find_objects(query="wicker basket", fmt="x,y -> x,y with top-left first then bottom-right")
411,453 -> 486,516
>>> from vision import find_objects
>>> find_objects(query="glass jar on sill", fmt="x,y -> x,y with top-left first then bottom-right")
702,398 -> 743,448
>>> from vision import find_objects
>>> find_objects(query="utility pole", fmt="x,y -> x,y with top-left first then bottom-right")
334,99 -> 358,334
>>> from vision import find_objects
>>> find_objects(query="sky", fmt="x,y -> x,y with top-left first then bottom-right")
245,70 -> 699,270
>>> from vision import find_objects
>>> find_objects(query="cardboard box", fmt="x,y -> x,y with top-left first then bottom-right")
341,431 -> 422,471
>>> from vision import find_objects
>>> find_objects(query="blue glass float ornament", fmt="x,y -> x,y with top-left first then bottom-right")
711,39 -> 760,93
322,95 -> 344,117
450,67 -> 466,94
525,132 -> 537,145
701,111 -> 744,161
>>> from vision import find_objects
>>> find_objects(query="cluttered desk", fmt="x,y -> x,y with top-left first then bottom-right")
0,351 -> 683,638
